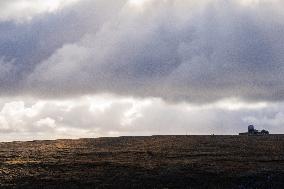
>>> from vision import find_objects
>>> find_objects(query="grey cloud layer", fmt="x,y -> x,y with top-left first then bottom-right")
1,0 -> 284,103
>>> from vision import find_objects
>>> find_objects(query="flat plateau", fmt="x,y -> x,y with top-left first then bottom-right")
1,135 -> 284,188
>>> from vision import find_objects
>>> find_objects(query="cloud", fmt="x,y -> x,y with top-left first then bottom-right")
0,95 -> 156,141
0,0 -> 127,95
0,57 -> 14,80
1,95 -> 283,141
12,0 -> 280,104
1,0 -> 284,140
0,0 -> 80,22
0,0 -> 283,104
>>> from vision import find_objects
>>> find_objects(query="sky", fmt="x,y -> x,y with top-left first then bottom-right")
0,0 -> 284,141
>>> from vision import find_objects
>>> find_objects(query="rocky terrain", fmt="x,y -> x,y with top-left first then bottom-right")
0,135 -> 284,188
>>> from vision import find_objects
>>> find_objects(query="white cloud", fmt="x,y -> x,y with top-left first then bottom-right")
239,0 -> 280,6
0,95 -> 282,141
35,117 -> 56,129
0,0 -> 80,22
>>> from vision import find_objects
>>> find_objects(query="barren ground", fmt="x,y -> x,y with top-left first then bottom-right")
0,135 -> 284,188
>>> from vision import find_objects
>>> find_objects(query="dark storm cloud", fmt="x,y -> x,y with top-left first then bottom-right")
1,0 -> 284,103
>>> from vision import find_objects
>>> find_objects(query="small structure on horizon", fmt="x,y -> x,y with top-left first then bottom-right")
239,125 -> 269,136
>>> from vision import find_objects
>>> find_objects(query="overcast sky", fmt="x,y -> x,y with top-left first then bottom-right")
0,0 -> 283,141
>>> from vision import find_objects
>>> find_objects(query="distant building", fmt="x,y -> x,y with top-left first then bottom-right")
239,125 -> 269,136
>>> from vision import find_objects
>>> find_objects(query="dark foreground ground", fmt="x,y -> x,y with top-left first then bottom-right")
0,135 -> 284,189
